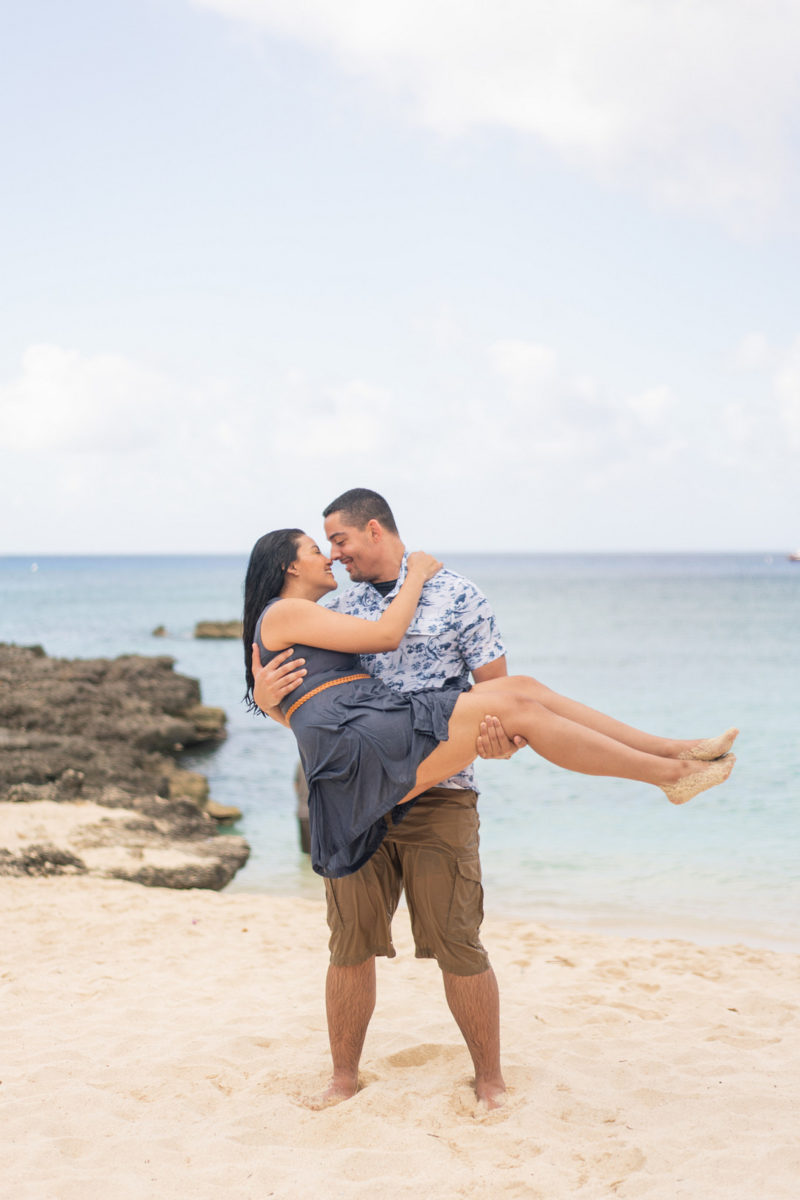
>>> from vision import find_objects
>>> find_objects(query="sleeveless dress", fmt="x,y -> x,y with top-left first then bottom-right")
255,600 -> 467,878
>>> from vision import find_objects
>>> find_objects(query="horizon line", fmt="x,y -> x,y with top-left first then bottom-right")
1,548 -> 792,560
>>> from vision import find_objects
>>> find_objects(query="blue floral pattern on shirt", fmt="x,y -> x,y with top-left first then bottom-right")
326,556 -> 506,790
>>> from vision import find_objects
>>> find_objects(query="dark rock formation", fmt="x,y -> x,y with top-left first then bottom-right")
194,620 -> 243,639
0,644 -> 249,889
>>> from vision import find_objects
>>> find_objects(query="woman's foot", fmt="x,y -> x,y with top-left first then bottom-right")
677,727 -> 739,761
661,755 -> 736,806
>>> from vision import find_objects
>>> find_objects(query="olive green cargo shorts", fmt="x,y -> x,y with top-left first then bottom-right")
324,786 -> 490,977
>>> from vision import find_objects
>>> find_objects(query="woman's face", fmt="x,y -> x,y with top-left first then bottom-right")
288,534 -> 337,594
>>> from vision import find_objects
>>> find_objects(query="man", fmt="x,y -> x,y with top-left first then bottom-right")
253,488 -> 523,1109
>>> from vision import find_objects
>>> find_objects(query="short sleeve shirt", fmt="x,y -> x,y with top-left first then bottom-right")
325,555 -> 506,790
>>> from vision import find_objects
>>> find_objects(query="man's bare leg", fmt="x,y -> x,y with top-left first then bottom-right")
308,958 -> 376,1108
442,967 -> 506,1109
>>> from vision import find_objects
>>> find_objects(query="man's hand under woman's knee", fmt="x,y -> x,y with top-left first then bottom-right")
476,715 -> 527,760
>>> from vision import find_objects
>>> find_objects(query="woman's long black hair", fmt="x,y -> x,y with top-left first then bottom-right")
242,528 -> 304,712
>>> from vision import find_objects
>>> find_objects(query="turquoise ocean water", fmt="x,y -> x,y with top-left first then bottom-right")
2,553 -> 798,951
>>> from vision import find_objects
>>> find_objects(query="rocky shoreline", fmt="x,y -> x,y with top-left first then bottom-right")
0,643 -> 249,889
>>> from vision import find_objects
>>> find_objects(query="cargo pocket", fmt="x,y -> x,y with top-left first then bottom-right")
325,878 -> 345,934
446,854 -> 484,943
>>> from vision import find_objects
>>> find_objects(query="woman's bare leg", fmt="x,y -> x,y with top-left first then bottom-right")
471,675 -> 737,760
402,685 -> 735,805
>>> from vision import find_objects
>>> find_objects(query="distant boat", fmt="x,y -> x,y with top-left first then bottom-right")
788,550 -> 800,562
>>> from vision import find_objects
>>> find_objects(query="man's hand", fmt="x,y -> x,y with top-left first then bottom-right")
252,644 -> 307,714
476,715 -> 527,760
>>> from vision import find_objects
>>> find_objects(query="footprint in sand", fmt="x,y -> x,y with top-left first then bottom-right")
705,1029 -> 781,1049
383,1043 -> 463,1069
54,1137 -> 92,1160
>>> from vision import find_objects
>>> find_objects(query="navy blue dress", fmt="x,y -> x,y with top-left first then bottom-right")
255,601 -> 465,878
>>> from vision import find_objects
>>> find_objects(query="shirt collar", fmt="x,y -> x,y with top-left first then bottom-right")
370,551 -> 407,600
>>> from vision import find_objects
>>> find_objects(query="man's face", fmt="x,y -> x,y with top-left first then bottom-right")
324,512 -> 383,582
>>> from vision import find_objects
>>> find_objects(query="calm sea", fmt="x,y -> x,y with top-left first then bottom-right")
1,553 -> 798,951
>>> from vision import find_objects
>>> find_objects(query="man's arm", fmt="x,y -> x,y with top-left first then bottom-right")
453,573 -> 526,761
472,656 -> 509,685
472,656 -> 528,759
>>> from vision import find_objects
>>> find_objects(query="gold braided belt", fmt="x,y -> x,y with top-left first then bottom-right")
286,674 -> 371,722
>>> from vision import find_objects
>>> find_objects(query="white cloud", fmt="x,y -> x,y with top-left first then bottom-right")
626,386 -> 673,429
3,332 -> 796,552
0,345 -> 181,454
424,305 -> 465,353
487,337 -> 678,464
491,340 -> 559,391
0,345 -> 408,551
774,338 -> 800,449
192,0 -> 800,230
724,333 -> 800,462
0,347 -> 397,468
246,370 -> 395,458
733,332 -> 772,371
723,400 -> 754,446
291,377 -> 393,456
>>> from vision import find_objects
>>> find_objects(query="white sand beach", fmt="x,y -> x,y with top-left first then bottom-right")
3,875 -> 799,1200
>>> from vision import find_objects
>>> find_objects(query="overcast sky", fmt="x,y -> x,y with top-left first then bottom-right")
2,0 -> 799,554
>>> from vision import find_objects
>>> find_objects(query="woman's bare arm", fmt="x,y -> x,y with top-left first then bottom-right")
260,552 -> 441,654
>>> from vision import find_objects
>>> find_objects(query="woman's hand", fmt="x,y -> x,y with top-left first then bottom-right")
406,551 -> 442,582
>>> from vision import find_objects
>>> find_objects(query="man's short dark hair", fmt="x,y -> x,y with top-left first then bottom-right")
322,487 -> 399,535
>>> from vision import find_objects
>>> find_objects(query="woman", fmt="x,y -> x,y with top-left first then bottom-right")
244,529 -> 737,878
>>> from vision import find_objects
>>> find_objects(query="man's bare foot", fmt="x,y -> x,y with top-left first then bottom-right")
475,1076 -> 507,1111
677,727 -> 739,761
305,1074 -> 359,1110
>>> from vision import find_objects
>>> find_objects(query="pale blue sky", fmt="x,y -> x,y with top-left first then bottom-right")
2,0 -> 798,553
